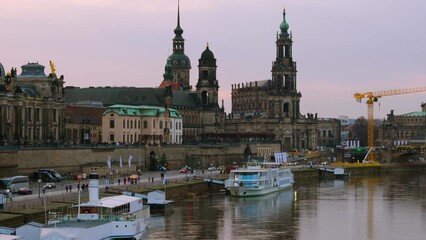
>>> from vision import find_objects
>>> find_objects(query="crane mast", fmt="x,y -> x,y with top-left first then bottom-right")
354,87 -> 426,162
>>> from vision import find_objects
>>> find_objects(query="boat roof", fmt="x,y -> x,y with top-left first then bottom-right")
80,195 -> 140,208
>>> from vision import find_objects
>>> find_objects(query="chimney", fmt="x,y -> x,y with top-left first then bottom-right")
88,172 -> 99,205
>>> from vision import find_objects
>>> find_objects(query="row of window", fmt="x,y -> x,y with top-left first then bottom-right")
4,106 -> 58,122
110,119 -> 182,130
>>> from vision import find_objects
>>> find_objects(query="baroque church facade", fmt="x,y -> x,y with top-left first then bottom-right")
202,9 -> 340,150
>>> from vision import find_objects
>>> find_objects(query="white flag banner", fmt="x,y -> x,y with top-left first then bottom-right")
163,173 -> 167,185
274,152 -> 280,163
107,156 -> 111,169
282,152 -> 287,163
120,156 -> 123,168
128,155 -> 133,168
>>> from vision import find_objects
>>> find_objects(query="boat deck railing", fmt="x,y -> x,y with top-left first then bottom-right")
48,212 -> 138,225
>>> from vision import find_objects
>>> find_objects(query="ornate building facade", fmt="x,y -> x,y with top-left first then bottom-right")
202,9 -> 340,150
379,103 -> 426,148
0,62 -> 65,145
101,105 -> 183,145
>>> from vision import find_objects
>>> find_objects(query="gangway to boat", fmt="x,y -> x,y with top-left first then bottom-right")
319,167 -> 349,178
203,178 -> 225,185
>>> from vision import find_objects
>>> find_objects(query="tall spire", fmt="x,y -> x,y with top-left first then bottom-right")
279,8 -> 289,37
174,0 -> 183,38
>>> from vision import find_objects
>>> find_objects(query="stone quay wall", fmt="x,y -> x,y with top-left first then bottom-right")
0,143 -> 281,177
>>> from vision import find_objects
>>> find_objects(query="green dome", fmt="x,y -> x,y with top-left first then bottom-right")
280,21 -> 289,31
280,9 -> 289,33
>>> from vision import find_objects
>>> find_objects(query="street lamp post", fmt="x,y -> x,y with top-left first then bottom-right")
38,179 -> 41,199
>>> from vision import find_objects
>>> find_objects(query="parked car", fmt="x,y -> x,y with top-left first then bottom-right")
179,166 -> 191,173
207,166 -> 216,171
43,182 -> 56,189
18,187 -> 32,195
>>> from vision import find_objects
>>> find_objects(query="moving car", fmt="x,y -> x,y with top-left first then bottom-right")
43,182 -> 56,189
18,187 -> 32,195
179,166 -> 191,173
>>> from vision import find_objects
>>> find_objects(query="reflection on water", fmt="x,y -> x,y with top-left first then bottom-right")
146,172 -> 426,240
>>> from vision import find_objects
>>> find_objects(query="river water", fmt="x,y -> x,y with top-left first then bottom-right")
144,171 -> 426,240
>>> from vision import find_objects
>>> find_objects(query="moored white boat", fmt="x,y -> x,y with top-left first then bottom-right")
16,172 -> 150,240
226,161 -> 294,197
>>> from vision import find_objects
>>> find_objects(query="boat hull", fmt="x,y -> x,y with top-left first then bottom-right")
227,183 -> 293,197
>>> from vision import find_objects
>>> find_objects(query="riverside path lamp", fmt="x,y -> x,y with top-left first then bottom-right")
38,179 -> 42,198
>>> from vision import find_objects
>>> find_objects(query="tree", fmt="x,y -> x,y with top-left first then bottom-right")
350,117 -> 382,147
350,117 -> 368,146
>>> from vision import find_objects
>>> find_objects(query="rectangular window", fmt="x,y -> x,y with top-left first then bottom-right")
110,133 -> 115,142
138,120 -> 141,129
143,121 -> 148,128
123,119 -> 126,129
28,108 -> 32,121
153,120 -> 156,129
160,121 -> 163,129
110,120 -> 115,128
35,108 -> 40,122
53,109 -> 57,122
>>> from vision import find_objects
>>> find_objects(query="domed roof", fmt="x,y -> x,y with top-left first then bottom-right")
279,9 -> 289,32
169,53 -> 191,69
280,21 -> 289,31
201,46 -> 215,60
19,62 -> 47,77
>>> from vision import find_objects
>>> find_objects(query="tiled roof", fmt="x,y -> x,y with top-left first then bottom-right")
65,105 -> 106,124
64,87 -> 197,109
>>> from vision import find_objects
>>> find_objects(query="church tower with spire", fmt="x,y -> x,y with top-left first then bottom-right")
168,1 -> 192,91
270,8 -> 300,119
196,43 -> 219,109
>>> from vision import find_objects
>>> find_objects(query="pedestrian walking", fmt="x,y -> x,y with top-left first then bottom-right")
69,185 -> 72,192
65,185 -> 69,193
123,177 -> 127,185
118,178 -> 121,185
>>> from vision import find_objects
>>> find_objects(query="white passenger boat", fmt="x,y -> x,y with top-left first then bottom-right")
16,172 -> 150,240
226,161 -> 294,197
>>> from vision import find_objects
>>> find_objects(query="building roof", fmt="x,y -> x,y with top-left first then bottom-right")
104,104 -> 182,118
64,87 -> 198,109
65,105 -> 106,124
80,195 -> 140,209
18,62 -> 47,78
400,111 -> 426,117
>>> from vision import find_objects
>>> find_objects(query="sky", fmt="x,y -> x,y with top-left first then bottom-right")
1,0 -> 426,119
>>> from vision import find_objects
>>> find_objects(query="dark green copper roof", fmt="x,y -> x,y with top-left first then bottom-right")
64,87 -> 198,109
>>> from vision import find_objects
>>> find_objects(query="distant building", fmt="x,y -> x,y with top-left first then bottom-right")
379,103 -> 426,148
64,6 -> 340,150
202,9 -> 340,150
101,105 -> 183,145
64,102 -> 105,145
0,62 -> 65,145
64,2 -> 224,144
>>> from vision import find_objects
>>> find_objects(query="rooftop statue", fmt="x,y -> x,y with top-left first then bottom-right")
49,60 -> 56,74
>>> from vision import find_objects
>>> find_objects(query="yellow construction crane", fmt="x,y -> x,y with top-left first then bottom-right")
354,87 -> 426,161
